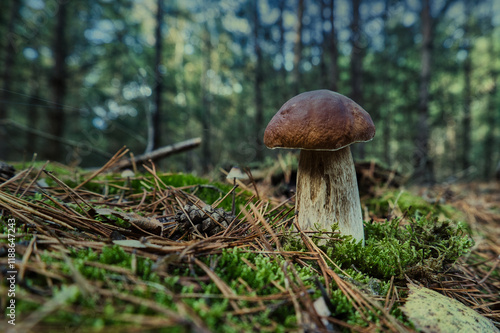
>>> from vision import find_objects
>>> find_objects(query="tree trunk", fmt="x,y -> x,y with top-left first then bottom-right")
201,26 -> 212,173
45,1 -> 68,161
461,41 -> 472,172
0,0 -> 21,159
381,0 -> 391,166
350,0 -> 365,159
483,18 -> 498,179
329,0 -> 339,92
320,0 -> 329,88
146,0 -> 164,153
26,70 -> 40,155
461,1 -> 473,172
278,0 -> 288,102
292,0 -> 304,95
254,0 -> 264,162
413,0 -> 435,184
350,0 -> 362,101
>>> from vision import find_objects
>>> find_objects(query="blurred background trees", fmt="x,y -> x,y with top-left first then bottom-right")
0,0 -> 498,182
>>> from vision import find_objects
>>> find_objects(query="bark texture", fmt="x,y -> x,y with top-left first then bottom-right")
146,0 -> 164,153
45,1 -> 68,161
350,0 -> 365,159
413,0 -> 435,184
292,0 -> 304,95
296,147 -> 364,244
201,25 -> 212,173
0,0 -> 21,159
254,0 -> 264,162
329,0 -> 339,92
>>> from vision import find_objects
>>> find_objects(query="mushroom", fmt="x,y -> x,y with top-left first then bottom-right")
263,90 -> 375,244
226,166 -> 248,215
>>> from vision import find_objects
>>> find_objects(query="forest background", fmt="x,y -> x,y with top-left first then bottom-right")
0,0 -> 499,184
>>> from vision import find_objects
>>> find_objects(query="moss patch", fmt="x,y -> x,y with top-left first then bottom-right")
323,217 -> 473,280
366,189 -> 460,220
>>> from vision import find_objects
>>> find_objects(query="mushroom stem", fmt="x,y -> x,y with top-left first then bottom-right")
231,178 -> 236,215
296,147 -> 365,245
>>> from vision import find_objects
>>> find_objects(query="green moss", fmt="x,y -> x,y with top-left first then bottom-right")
102,170 -> 249,214
325,217 -> 473,280
14,245 -> 308,331
366,189 -> 460,219
10,161 -> 78,176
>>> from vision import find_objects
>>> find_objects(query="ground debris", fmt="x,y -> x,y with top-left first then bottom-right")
173,204 -> 237,236
0,155 -> 498,332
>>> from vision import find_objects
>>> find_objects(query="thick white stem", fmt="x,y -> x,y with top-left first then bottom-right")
296,147 -> 365,244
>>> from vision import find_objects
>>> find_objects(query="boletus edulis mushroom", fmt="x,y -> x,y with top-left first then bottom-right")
264,90 -> 375,245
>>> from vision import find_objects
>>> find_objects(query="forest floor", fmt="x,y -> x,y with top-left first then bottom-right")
0,149 -> 499,332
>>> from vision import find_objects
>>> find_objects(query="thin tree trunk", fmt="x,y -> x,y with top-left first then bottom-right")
483,18 -> 498,179
174,28 -> 193,172
0,0 -> 21,159
292,0 -> 304,95
461,2 -> 472,171
350,0 -> 365,159
350,0 -> 362,101
413,0 -> 435,184
26,70 -> 40,155
201,26 -> 212,173
45,1 -> 68,161
461,45 -> 472,171
254,0 -> 264,162
329,0 -> 339,92
278,0 -> 288,101
382,0 -> 391,165
447,100 -> 458,176
320,0 -> 329,88
146,0 -> 164,153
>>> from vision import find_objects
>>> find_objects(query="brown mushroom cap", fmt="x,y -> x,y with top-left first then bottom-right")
264,90 -> 375,151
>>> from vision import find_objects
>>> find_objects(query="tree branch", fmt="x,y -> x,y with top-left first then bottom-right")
112,137 -> 202,170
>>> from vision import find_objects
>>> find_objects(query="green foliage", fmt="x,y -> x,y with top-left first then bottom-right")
22,245 -> 313,332
366,190 -> 460,219
326,217 -> 473,279
14,169 -> 252,215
